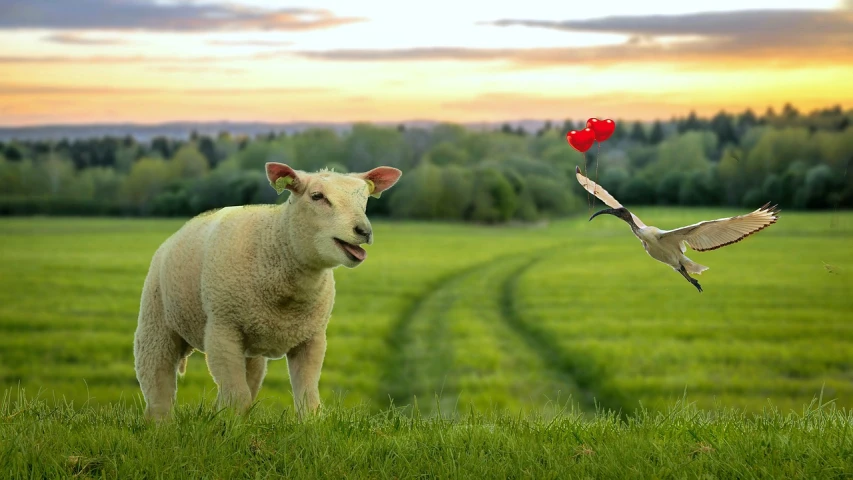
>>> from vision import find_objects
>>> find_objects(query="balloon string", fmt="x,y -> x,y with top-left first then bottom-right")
594,140 -> 601,210
584,152 -> 591,213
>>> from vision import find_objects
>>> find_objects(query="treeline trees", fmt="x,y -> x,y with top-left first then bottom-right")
0,103 -> 850,223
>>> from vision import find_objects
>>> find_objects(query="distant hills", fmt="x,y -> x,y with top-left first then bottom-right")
0,119 -> 564,142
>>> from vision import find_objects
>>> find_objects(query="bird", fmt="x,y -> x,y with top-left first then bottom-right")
575,166 -> 780,293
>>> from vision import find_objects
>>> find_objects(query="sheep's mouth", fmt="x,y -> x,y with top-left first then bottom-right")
334,238 -> 367,262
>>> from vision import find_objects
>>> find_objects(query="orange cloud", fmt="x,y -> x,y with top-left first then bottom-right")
0,84 -> 330,96
41,33 -> 129,45
0,55 -> 223,64
150,66 -> 245,75
0,51 -> 293,65
206,40 -> 294,47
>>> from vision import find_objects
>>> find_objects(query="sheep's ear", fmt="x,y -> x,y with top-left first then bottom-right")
266,162 -> 305,195
358,167 -> 402,199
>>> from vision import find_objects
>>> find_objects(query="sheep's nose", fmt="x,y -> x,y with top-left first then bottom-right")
354,224 -> 372,244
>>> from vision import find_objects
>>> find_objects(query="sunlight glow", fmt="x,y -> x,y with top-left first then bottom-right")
0,0 -> 849,125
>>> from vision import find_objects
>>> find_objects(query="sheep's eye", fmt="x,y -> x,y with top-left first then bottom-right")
310,192 -> 325,201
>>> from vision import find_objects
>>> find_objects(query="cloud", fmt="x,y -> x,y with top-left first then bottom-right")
294,9 -> 853,68
486,9 -> 852,38
206,39 -> 294,47
0,0 -> 365,32
491,10 -> 853,48
487,9 -> 853,64
0,48 -> 297,64
297,47 -> 510,62
151,66 -> 246,74
0,55 -> 222,64
42,33 -> 128,45
0,84 -> 329,95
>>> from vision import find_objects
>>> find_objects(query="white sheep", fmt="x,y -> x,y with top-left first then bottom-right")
133,162 -> 402,421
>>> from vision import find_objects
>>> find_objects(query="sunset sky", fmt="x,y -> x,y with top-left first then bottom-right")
1,0 -> 852,126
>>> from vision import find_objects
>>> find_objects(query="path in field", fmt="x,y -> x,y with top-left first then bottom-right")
378,246 -> 602,415
499,254 -> 633,415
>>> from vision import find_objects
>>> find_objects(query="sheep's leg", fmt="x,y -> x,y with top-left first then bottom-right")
246,356 -> 268,403
286,330 -> 327,419
204,323 -> 252,413
134,284 -> 187,421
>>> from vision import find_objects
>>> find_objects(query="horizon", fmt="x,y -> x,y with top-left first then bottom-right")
0,100 -> 847,129
1,0 -> 852,126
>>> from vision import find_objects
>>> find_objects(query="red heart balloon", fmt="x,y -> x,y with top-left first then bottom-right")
566,127 -> 595,153
586,118 -> 616,142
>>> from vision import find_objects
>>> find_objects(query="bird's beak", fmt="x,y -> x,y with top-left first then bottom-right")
589,208 -> 617,222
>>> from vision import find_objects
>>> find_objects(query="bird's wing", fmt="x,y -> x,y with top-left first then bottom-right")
575,166 -> 646,228
659,203 -> 780,252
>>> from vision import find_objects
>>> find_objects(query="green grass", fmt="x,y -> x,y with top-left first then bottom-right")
2,391 -> 852,479
0,210 -> 851,415
1,210 -> 852,476
514,208 -> 853,414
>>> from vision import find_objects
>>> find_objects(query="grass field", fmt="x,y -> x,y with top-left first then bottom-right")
2,392 -> 852,478
1,209 -> 852,418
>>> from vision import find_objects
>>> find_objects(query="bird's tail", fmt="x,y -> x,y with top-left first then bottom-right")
683,257 -> 709,275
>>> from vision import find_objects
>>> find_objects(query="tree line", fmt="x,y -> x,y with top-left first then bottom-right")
0,103 -> 850,223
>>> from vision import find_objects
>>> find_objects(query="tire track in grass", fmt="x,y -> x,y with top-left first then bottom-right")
379,244 -> 595,415
377,256 -> 505,412
499,253 -> 633,416
431,253 -> 586,416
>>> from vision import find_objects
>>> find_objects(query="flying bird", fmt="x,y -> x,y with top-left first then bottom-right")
575,166 -> 780,292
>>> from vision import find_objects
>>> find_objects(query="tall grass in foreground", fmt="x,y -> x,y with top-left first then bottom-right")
2,389 -> 852,479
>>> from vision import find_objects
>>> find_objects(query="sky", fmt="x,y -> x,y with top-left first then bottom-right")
0,0 -> 851,126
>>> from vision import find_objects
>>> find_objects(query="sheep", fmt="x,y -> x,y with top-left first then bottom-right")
133,162 -> 403,421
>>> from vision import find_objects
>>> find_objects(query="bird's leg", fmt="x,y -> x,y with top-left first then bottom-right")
678,264 -> 703,293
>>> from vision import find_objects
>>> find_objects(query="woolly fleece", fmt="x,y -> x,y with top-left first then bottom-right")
133,163 -> 402,421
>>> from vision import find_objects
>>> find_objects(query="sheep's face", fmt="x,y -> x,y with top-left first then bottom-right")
266,163 -> 402,269
301,172 -> 373,269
